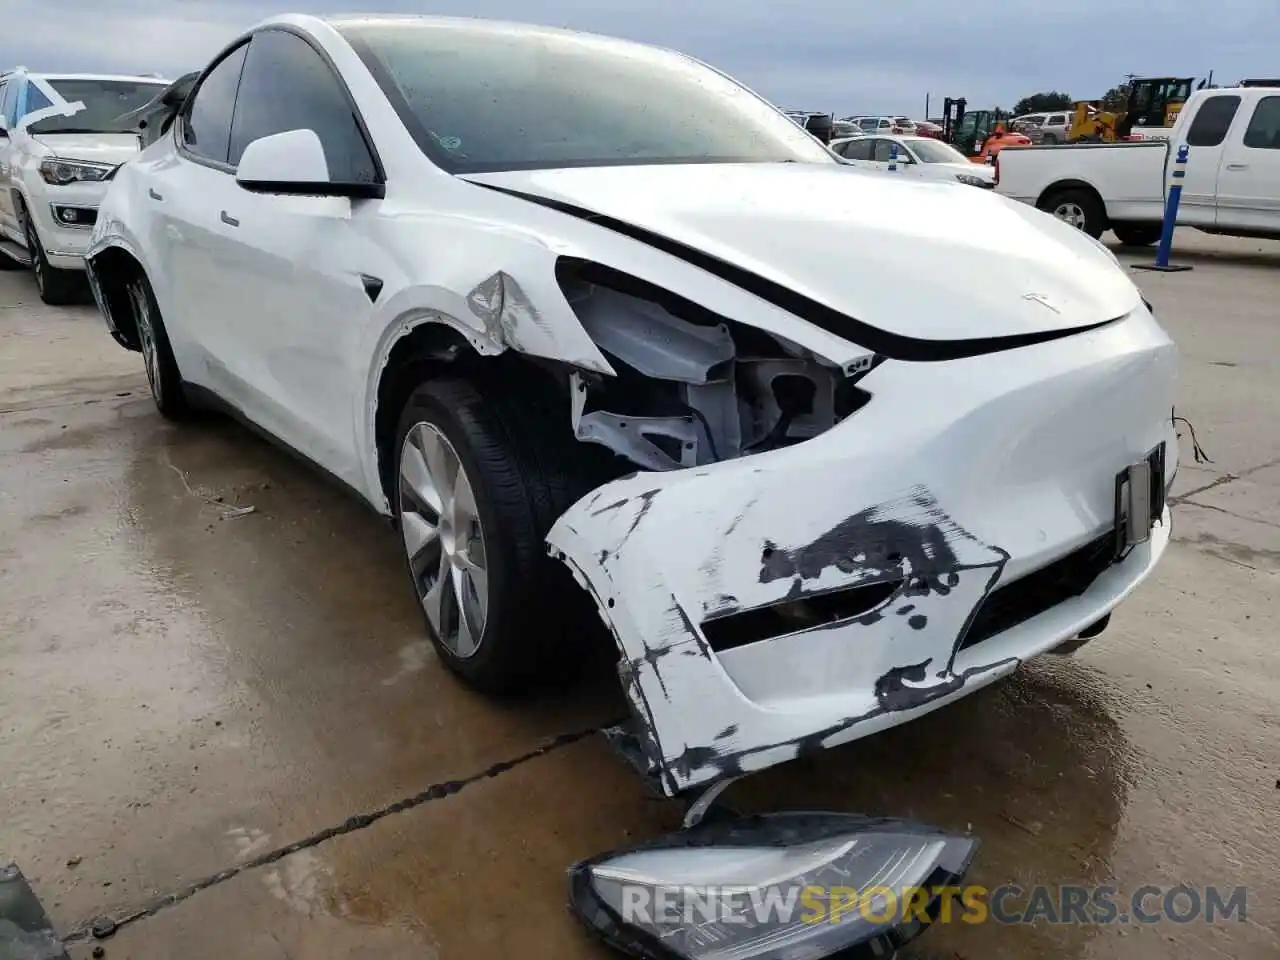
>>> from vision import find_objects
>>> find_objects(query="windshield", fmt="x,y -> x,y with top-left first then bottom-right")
26,79 -> 165,135
908,139 -> 968,163
335,18 -> 835,173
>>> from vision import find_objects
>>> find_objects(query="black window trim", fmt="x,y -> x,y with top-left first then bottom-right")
176,37 -> 251,173
177,24 -> 387,190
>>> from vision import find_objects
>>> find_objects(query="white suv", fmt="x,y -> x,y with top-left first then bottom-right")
0,69 -> 167,303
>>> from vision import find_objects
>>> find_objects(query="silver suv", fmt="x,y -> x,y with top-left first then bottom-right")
1013,110 -> 1071,144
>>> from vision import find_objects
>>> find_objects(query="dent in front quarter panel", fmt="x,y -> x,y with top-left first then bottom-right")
353,209 -> 618,512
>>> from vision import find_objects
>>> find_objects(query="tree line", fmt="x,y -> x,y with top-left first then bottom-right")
1007,86 -> 1130,116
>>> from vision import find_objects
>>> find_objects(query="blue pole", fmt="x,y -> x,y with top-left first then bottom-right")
888,143 -> 898,172
1136,144 -> 1193,272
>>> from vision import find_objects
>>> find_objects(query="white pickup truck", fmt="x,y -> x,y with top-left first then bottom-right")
995,86 -> 1280,246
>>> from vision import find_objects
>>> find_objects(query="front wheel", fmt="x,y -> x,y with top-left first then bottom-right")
1111,221 -> 1162,247
393,375 -> 603,694
1039,187 -> 1106,239
24,215 -> 81,306
126,273 -> 190,419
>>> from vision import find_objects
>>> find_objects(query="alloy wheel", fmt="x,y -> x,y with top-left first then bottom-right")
25,222 -> 44,295
1053,202 -> 1088,230
130,284 -> 162,400
398,421 -> 490,658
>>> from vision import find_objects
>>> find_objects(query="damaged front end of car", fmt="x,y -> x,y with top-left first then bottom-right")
530,251 -> 1175,801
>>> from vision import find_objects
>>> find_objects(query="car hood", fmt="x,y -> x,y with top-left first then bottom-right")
466,162 -> 1140,342
32,133 -> 141,166
928,161 -> 995,181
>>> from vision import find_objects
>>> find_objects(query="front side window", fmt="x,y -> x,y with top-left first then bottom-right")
183,44 -> 249,164
229,29 -> 379,183
0,82 -> 12,127
1242,96 -> 1280,150
843,139 -> 874,160
873,139 -> 908,162
1048,114 -> 1066,125
23,84 -> 52,119
1185,95 -> 1240,147
26,79 -> 166,135
336,18 -> 835,174
908,139 -> 968,163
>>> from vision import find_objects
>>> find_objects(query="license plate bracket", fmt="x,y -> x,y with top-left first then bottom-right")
1113,442 -> 1166,561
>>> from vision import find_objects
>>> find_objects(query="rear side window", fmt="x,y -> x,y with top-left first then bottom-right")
228,29 -> 379,183
1185,95 -> 1240,147
184,43 -> 249,164
1242,96 -> 1280,149
1048,114 -> 1066,125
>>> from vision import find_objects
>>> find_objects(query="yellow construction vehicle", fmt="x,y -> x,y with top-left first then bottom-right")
1067,77 -> 1196,142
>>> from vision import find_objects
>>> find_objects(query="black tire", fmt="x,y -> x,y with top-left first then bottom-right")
1111,221 -> 1162,247
24,213 -> 81,306
393,375 -> 605,695
125,272 -> 190,419
1039,187 -> 1106,239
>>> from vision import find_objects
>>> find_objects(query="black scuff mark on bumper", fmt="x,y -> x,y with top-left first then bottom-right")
594,485 -> 1015,793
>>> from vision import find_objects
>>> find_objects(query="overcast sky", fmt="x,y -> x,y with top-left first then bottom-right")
8,0 -> 1277,116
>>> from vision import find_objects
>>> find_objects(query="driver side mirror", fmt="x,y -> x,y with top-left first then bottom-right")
235,128 -> 384,199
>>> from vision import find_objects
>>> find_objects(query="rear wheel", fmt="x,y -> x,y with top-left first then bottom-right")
1040,187 -> 1106,239
393,375 -> 605,694
24,212 -> 81,306
1111,221 -> 1162,247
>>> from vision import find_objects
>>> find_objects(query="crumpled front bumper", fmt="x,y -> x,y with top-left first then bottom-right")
548,307 -> 1178,796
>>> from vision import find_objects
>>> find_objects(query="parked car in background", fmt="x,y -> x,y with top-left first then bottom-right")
0,69 -> 167,303
87,13 -> 1177,811
832,134 -> 995,187
996,86 -> 1280,243
830,119 -> 862,139
845,115 -> 918,135
1011,111 -> 1071,144
913,119 -> 945,139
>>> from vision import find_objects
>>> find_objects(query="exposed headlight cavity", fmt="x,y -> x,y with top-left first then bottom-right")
556,259 -> 870,471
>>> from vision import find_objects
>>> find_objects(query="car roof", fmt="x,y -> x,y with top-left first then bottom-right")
3,71 -> 169,84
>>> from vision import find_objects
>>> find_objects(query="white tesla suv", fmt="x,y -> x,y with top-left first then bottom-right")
86,13 -> 1178,798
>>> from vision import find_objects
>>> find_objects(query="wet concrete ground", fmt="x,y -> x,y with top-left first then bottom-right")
1,232 -> 1277,960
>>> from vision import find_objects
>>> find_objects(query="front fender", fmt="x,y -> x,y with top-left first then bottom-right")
354,221 -> 620,512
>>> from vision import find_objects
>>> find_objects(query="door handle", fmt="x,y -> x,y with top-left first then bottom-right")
1225,163 -> 1249,171
148,188 -> 164,201
220,210 -> 239,227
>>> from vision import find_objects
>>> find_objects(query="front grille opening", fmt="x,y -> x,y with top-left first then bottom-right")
961,533 -> 1115,651
702,579 -> 903,653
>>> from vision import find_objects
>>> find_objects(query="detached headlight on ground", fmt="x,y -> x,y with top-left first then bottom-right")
39,159 -> 113,185
569,812 -> 978,960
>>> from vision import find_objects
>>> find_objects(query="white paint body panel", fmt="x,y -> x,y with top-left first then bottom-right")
85,13 -> 1180,796
548,307 -> 1178,794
